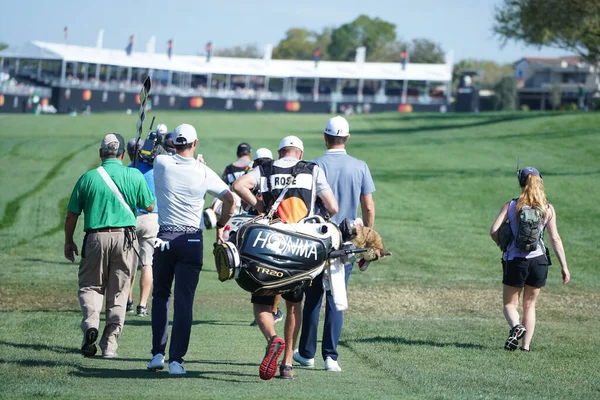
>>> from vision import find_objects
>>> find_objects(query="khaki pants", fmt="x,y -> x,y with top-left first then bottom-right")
78,231 -> 137,354
136,213 -> 159,266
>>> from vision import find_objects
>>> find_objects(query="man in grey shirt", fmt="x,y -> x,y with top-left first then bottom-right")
295,116 -> 376,372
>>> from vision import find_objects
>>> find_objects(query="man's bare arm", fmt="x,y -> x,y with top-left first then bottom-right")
360,194 -> 375,228
64,211 -> 80,262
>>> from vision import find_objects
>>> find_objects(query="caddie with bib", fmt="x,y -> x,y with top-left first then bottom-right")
232,135 -> 339,380
490,165 -> 570,353
64,133 -> 155,358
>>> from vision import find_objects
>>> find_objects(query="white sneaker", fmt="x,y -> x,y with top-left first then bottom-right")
147,354 -> 165,370
324,357 -> 342,372
293,349 -> 315,367
168,361 -> 186,375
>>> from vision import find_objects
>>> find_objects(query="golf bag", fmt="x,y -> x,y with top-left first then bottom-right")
214,216 -> 343,296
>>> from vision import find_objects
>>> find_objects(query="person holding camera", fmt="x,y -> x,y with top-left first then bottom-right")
124,125 -> 167,317
64,133 -> 155,358
490,166 -> 570,352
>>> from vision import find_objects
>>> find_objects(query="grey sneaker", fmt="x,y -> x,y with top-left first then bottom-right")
147,354 -> 165,370
136,305 -> 148,317
293,349 -> 314,367
126,300 -> 134,313
273,308 -> 283,323
504,324 -> 526,351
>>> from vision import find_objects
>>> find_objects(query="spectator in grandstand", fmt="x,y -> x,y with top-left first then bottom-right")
64,133 -> 154,358
233,136 -> 338,380
490,167 -> 570,352
295,116 -> 376,372
147,124 -> 235,375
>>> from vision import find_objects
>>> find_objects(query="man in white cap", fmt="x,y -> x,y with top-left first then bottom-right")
64,133 -> 155,358
147,123 -> 236,375
233,136 -> 338,380
295,116 -> 376,372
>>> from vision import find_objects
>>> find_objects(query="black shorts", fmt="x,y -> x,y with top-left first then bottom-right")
251,289 -> 303,305
503,255 -> 548,288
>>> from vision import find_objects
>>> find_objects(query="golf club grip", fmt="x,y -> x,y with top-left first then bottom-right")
329,248 -> 367,258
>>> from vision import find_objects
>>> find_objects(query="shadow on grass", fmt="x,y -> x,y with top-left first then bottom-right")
0,358 -> 256,382
343,336 -> 485,350
21,258 -> 74,266
371,167 -> 600,183
125,319 -> 248,327
351,113 -> 562,136
0,340 -> 78,354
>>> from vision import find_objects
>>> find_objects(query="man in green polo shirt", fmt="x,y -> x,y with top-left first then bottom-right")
64,133 -> 155,358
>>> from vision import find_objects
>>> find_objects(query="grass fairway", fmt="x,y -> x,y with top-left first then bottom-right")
0,110 -> 599,399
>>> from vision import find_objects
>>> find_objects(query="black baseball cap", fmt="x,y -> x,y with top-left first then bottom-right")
237,142 -> 252,157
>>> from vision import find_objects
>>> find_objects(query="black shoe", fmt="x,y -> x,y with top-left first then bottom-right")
81,327 -> 98,357
504,324 -> 526,351
519,347 -> 531,352
136,305 -> 148,317
126,300 -> 134,313
279,364 -> 294,379
249,319 -> 258,327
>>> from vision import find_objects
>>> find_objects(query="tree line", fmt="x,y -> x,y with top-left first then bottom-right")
215,15 -> 445,64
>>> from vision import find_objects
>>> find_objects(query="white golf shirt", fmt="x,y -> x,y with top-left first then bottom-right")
154,154 -> 229,229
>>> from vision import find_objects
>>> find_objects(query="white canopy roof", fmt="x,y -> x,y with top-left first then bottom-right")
1,41 -> 453,82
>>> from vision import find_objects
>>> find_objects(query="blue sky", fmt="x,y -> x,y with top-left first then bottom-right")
0,0 -> 571,63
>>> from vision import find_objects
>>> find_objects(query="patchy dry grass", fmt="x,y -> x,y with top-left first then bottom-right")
349,284 -> 600,321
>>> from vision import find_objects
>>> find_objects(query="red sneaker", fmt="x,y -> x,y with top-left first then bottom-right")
259,336 -> 285,380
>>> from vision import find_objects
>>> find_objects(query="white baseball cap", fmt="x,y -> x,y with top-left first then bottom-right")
254,148 -> 273,160
278,135 -> 304,151
324,116 -> 350,137
172,124 -> 197,146
156,123 -> 168,134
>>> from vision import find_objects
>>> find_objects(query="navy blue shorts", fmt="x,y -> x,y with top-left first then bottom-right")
503,255 -> 548,288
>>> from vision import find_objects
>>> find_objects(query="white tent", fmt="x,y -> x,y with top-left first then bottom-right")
1,41 -> 453,82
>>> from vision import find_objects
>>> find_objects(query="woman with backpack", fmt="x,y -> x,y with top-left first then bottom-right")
490,166 -> 570,352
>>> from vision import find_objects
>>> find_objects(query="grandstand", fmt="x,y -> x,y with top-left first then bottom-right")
0,41 -> 453,113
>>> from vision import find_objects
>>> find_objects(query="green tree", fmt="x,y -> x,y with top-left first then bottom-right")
493,0 -> 600,61
214,44 -> 262,58
456,59 -> 514,89
272,28 -> 331,60
0,43 -> 8,51
493,76 -> 517,111
328,15 -> 397,61
409,39 -> 445,64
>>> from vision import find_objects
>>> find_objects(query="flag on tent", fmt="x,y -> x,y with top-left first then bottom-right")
167,39 -> 173,59
313,47 -> 321,68
206,41 -> 213,62
400,50 -> 408,70
64,26 -> 68,42
126,35 -> 135,56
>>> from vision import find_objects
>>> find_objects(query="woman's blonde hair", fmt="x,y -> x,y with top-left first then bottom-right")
516,174 -> 547,218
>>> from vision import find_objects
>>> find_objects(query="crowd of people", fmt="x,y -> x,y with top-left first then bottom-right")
63,115 -> 570,380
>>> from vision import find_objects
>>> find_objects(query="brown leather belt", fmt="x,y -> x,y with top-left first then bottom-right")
86,227 -> 127,233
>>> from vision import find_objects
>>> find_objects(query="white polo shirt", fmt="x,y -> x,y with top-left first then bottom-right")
154,154 -> 229,229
